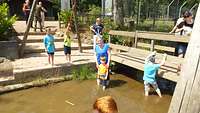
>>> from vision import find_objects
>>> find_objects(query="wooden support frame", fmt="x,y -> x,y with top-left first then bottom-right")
150,40 -> 155,51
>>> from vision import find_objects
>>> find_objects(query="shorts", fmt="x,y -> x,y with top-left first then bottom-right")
64,46 -> 71,54
144,81 -> 159,91
47,52 -> 54,55
177,43 -> 187,56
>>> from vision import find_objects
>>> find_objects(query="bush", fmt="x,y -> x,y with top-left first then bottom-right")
0,3 -> 17,41
72,65 -> 96,80
136,19 -> 174,32
88,5 -> 101,24
59,10 -> 72,27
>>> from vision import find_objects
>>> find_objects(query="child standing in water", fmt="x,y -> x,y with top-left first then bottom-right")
43,28 -> 55,66
97,56 -> 109,90
143,51 -> 167,97
64,23 -> 72,63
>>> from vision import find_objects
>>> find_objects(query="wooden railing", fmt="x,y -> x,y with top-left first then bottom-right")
108,30 -> 190,52
108,30 -> 190,82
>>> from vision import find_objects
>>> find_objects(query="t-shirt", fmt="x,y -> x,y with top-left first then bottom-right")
175,18 -> 184,26
143,63 -> 160,83
95,43 -> 109,65
92,23 -> 104,35
176,21 -> 193,36
43,34 -> 55,53
23,3 -> 30,15
64,35 -> 71,47
98,64 -> 108,75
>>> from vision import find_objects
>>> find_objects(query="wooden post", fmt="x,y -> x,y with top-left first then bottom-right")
168,4 -> 200,113
108,35 -> 111,44
134,31 -> 138,48
20,0 -> 37,57
150,40 -> 155,51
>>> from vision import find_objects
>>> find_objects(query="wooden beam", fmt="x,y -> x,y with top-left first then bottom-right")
150,40 -> 155,51
168,4 -> 200,113
109,30 -> 190,43
20,0 -> 38,57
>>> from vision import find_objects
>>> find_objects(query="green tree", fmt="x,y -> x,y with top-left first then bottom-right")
0,3 -> 17,41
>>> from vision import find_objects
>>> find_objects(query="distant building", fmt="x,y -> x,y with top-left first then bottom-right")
7,0 -> 59,20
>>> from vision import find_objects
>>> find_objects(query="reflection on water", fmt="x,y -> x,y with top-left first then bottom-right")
0,74 -> 172,113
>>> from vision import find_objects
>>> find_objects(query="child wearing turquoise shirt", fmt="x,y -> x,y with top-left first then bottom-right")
143,51 -> 167,97
43,28 -> 55,66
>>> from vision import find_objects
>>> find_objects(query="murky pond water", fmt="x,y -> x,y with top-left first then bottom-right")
0,74 -> 172,113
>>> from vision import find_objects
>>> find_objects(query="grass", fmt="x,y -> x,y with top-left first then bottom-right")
136,19 -> 174,32
72,65 -> 96,80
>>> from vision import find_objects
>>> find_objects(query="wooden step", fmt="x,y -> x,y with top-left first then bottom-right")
24,42 -> 93,54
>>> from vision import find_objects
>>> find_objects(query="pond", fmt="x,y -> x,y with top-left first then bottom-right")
0,74 -> 172,113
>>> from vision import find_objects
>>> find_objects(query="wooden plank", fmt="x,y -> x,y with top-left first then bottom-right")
109,30 -> 135,37
110,44 -> 183,65
115,53 -> 178,72
109,30 -> 190,43
168,4 -> 200,113
137,32 -> 190,43
137,42 -> 175,52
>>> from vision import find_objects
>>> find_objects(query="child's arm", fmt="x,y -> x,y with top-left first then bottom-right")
90,25 -> 95,33
94,52 -> 99,69
43,37 -> 47,51
160,53 -> 167,66
107,48 -> 111,66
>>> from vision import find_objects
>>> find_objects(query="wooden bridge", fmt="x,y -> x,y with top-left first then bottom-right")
109,5 -> 200,112
108,30 -> 190,82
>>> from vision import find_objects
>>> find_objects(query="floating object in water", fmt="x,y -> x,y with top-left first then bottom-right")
65,100 -> 75,106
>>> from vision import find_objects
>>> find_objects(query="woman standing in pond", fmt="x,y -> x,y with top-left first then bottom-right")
95,36 -> 111,89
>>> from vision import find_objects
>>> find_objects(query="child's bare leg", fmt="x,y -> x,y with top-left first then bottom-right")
65,54 -> 68,62
102,80 -> 107,91
97,78 -> 100,86
69,54 -> 71,63
48,54 -> 51,64
156,88 -> 162,98
152,82 -> 162,98
51,55 -> 54,66
144,81 -> 150,96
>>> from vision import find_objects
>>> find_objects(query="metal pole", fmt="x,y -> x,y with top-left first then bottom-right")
138,1 -> 141,23
179,1 -> 187,18
190,3 -> 198,12
101,0 -> 105,17
167,0 -> 175,20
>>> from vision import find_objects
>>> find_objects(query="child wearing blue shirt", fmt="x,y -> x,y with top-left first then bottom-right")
43,28 -> 55,66
143,51 -> 167,97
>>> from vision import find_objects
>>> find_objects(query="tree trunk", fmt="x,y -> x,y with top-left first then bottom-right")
113,0 -> 124,28
72,0 -> 82,53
